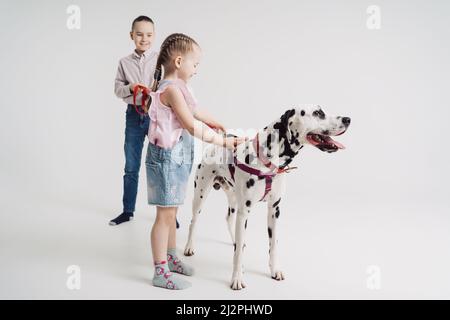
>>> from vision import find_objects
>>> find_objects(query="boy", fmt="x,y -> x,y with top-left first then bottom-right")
110,16 -> 157,226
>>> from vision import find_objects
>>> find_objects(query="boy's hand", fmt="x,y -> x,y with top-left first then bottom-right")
130,83 -> 147,93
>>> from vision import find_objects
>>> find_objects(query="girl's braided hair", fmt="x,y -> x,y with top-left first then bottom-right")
151,33 -> 199,92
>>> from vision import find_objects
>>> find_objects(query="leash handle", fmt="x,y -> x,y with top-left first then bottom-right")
132,85 -> 150,116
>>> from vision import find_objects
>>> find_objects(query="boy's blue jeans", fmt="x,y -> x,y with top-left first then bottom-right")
122,104 -> 150,213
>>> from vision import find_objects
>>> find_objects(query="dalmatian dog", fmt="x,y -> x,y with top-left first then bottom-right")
183,105 -> 351,290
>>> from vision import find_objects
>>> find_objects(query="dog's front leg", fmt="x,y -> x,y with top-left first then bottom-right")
267,195 -> 285,281
230,202 -> 251,290
224,189 -> 237,244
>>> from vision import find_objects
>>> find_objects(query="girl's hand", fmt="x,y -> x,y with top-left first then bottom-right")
223,136 -> 248,150
207,121 -> 226,133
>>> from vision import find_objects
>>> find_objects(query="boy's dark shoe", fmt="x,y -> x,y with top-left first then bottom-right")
109,212 -> 134,226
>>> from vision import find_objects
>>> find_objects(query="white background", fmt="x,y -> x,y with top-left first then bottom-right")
1,0 -> 449,299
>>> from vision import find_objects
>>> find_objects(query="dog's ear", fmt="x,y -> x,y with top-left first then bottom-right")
273,108 -> 296,142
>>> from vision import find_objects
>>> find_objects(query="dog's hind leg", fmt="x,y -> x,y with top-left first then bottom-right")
184,164 -> 215,256
267,195 -> 285,281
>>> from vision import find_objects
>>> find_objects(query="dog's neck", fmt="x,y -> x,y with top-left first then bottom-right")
256,120 -> 304,169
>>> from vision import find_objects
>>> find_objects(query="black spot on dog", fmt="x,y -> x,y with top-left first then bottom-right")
245,154 -> 255,165
194,181 -> 196,188
246,178 -> 255,188
266,134 -> 273,149
231,208 -> 235,213
322,130 -> 329,135
313,109 -> 326,120
200,196 -> 203,199
246,200 -> 251,207
273,198 -> 281,208
300,110 -> 305,116
245,219 -> 248,229
233,243 -> 236,252
198,164 -> 201,169
268,227 -> 272,238
275,207 -> 280,218
228,207 -> 231,216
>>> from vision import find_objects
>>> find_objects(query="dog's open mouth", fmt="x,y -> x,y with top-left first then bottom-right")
306,132 -> 345,152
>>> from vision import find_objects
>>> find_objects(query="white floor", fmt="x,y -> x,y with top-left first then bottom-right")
2,0 -> 450,301
1,172 -> 449,300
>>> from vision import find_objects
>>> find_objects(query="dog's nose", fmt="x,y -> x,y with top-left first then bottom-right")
342,117 -> 351,126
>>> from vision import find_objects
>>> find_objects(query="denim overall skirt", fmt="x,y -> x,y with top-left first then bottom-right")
145,129 -> 194,207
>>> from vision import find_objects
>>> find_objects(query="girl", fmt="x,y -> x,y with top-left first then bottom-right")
145,33 -> 247,290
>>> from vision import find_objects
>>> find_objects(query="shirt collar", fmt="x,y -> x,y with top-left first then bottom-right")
133,49 -> 154,60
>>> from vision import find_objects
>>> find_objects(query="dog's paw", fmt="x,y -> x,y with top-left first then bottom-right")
271,270 -> 285,281
184,247 -> 195,256
230,277 -> 247,290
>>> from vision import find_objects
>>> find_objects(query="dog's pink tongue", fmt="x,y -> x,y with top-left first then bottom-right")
330,138 -> 345,149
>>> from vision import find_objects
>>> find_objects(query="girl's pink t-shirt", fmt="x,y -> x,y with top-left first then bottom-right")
148,79 -> 198,149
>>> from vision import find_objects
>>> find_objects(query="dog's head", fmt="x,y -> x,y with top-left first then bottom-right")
275,106 -> 350,154
293,105 -> 350,153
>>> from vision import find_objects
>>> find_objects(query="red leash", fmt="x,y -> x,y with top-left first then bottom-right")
132,85 -> 150,116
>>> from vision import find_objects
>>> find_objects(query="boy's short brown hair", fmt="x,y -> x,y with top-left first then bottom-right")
131,16 -> 154,31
